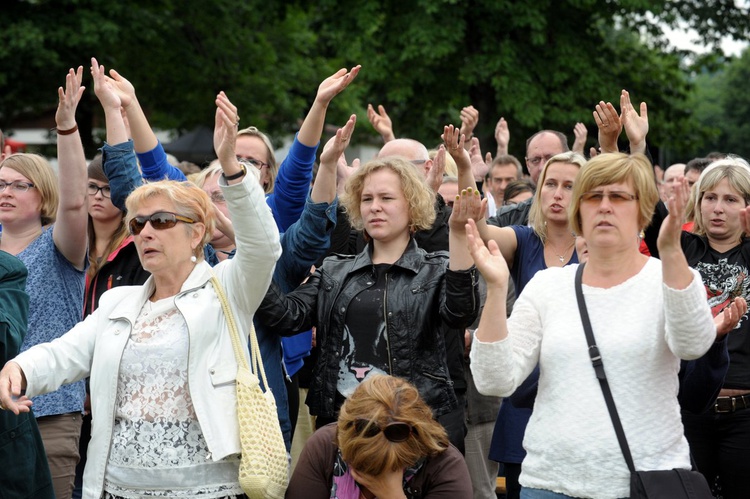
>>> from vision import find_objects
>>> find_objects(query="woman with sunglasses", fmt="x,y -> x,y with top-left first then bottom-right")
0,93 -> 281,499
469,153 -> 723,499
0,68 -> 89,499
287,374 -> 471,499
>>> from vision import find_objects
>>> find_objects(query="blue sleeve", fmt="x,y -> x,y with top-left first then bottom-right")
266,134 -> 317,232
678,336 -> 729,414
276,197 -> 338,375
273,196 -> 338,292
101,140 -> 142,212
508,366 -> 539,409
135,141 -> 187,182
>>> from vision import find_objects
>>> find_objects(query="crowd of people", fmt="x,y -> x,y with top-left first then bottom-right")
0,59 -> 748,499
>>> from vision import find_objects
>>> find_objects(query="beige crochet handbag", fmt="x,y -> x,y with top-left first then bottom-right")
211,275 -> 289,499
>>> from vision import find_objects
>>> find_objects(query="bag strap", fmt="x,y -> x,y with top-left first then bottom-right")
210,273 -> 270,392
574,263 -> 637,474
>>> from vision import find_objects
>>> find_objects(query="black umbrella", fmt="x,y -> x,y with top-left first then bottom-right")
163,126 -> 216,167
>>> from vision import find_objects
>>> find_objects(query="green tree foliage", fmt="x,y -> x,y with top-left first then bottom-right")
0,0 -> 748,159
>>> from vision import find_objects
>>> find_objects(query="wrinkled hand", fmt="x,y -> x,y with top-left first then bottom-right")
213,91 -> 240,168
459,105 -> 479,139
468,137 -> 491,181
450,187 -> 486,232
620,89 -> 648,154
442,124 -> 466,161
90,57 -> 121,111
715,297 -> 748,338
466,218 -> 508,288
657,176 -> 689,255
593,100 -> 622,154
495,117 -> 509,155
349,467 -> 406,499
0,361 -> 31,415
55,66 -> 85,130
572,122 -> 587,154
316,65 -> 361,106
367,103 -> 394,142
320,114 -> 356,169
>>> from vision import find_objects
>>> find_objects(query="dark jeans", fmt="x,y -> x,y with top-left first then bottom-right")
683,407 -> 750,499
437,394 -> 467,455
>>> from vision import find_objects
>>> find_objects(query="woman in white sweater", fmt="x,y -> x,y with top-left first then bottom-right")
468,153 -> 724,499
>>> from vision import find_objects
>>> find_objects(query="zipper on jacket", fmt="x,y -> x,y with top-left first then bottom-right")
383,272 -> 393,375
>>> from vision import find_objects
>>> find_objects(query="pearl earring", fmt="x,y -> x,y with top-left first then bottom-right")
190,255 -> 197,263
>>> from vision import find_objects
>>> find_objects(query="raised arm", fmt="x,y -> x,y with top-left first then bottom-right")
448,187 -> 485,270
658,176 -> 693,289
459,105 -> 479,149
316,115 -> 356,204
91,58 -> 127,145
106,67 -> 185,181
444,124 -> 518,266
268,66 -> 360,231
367,103 -> 395,143
53,66 -> 88,270
469,137 -> 491,183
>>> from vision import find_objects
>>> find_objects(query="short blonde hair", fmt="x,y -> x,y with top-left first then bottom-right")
237,127 -> 277,194
337,375 -> 448,476
341,157 -> 436,233
125,180 -> 215,259
0,153 -> 59,225
192,161 -> 222,189
690,157 -> 750,237
528,152 -> 587,242
569,153 -> 658,236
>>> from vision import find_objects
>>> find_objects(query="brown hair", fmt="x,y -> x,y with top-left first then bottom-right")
0,153 -> 59,225
337,375 -> 449,476
125,180 -> 214,260
87,156 -> 130,277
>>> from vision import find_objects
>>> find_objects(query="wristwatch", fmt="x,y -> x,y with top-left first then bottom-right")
224,162 -> 247,181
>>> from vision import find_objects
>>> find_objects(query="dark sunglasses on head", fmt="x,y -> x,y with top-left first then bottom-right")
128,211 -> 196,236
351,419 -> 414,443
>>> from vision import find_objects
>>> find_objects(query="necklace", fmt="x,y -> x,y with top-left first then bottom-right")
547,238 -> 576,263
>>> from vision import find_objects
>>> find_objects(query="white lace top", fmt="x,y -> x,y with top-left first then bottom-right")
104,297 -> 243,498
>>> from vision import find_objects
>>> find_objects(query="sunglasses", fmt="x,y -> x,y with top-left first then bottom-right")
350,419 -> 414,443
128,211 -> 196,236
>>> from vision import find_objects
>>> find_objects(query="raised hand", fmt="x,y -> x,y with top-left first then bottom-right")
657,176 -> 689,255
367,103 -> 395,142
572,122 -> 588,154
55,66 -> 85,130
620,89 -> 648,154
426,144 -> 446,193
466,218 -> 508,288
90,57 -> 121,111
320,114 -> 356,168
316,66 -> 361,106
469,137 -> 491,182
592,100 -> 622,154
104,68 -> 137,110
213,92 -> 241,173
450,187 -> 486,232
459,105 -> 479,139
495,117 -> 510,156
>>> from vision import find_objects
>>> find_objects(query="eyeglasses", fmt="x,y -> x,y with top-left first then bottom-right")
526,154 -> 554,167
0,180 -> 35,193
350,419 -> 414,443
237,157 -> 269,170
87,183 -> 111,198
410,159 -> 427,165
580,191 -> 638,204
128,211 -> 196,236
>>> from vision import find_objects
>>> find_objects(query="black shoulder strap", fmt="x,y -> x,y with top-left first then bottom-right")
574,263 -> 637,474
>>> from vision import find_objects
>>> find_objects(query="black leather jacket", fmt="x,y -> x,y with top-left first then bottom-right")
256,239 -> 479,419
